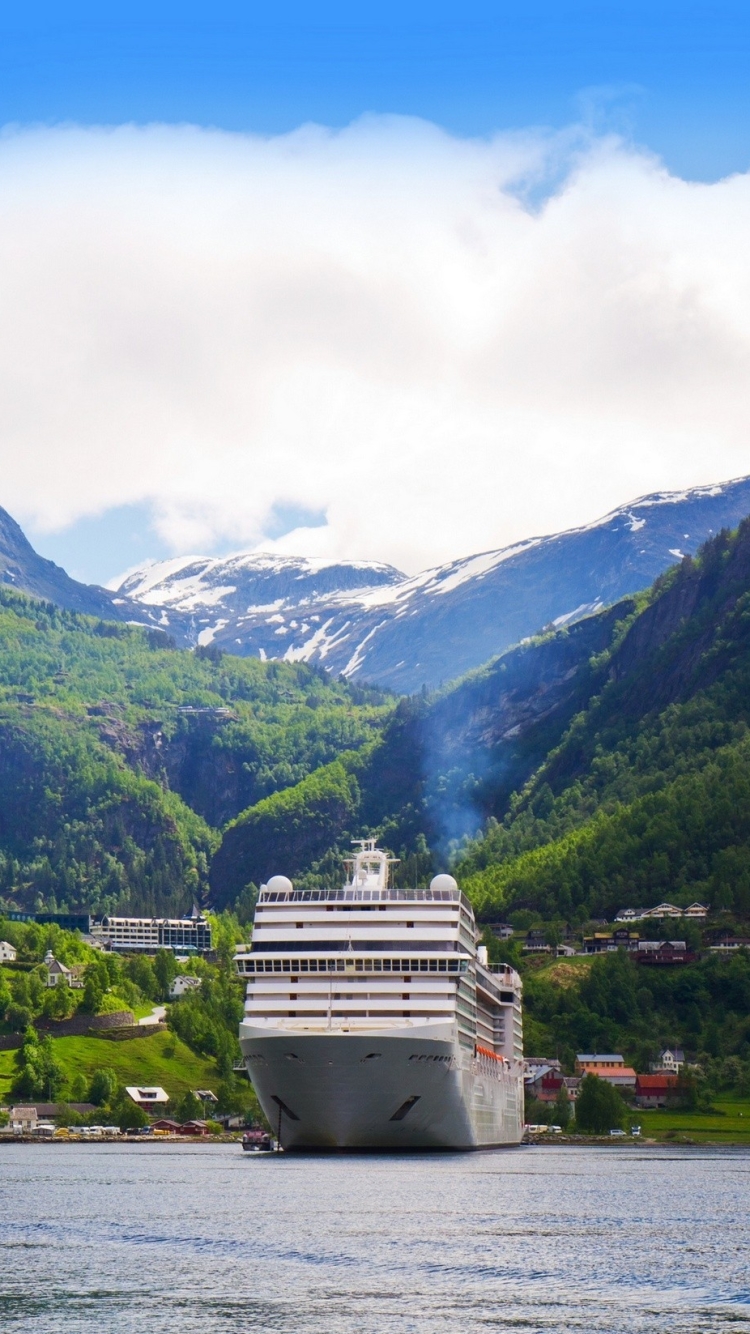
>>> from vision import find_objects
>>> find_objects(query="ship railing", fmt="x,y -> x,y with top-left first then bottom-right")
235,954 -> 471,974
257,887 -> 461,905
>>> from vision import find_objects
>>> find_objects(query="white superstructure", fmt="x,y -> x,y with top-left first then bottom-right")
235,840 -> 524,1149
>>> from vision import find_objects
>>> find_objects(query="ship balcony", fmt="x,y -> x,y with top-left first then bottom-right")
251,927 -> 461,943
245,997 -> 457,1013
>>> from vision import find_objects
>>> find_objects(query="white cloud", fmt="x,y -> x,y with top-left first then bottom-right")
1,116 -> 750,574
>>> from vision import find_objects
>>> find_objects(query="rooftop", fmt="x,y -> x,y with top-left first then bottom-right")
576,1054 -> 624,1064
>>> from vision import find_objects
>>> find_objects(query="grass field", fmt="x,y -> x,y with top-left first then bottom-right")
635,1098 -> 750,1143
0,1029 -> 217,1102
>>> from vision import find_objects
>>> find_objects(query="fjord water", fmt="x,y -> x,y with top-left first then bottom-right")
1,1144 -> 748,1333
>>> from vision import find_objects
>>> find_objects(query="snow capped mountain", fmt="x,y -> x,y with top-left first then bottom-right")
112,475 -> 750,691
113,552 -> 403,649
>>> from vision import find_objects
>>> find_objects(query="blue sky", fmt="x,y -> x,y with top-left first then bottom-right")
4,2 -> 750,179
4,2 -> 750,582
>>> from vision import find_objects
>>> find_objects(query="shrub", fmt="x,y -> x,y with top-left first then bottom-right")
574,1074 -> 624,1134
88,1068 -> 118,1106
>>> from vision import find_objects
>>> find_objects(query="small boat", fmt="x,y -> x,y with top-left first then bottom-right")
241,1129 -> 275,1152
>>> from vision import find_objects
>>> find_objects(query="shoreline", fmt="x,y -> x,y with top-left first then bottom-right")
0,1133 -> 242,1145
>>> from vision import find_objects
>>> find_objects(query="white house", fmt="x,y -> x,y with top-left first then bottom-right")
44,951 -> 83,989
9,1106 -> 37,1133
641,903 -> 684,919
683,903 -> 708,918
650,1047 -> 685,1073
0,940 -> 17,962
169,975 -> 202,999
194,1088 -> 218,1105
125,1086 -> 169,1110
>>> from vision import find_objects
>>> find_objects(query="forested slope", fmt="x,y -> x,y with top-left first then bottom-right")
0,588 -> 390,915
458,521 -> 750,921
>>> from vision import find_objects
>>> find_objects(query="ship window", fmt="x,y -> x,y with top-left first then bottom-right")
439,960 -> 447,971
273,960 -> 281,972
362,1052 -> 381,1061
404,976 -> 411,982
382,960 -> 391,971
355,960 -> 364,971
374,959 -> 382,971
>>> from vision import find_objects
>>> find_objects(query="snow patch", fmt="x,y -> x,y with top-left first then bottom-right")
197,619 -> 228,646
552,601 -> 603,628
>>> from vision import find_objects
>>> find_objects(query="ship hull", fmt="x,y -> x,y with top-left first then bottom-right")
240,1026 -> 523,1150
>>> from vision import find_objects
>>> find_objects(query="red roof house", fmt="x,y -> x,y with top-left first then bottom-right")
635,1074 -> 679,1107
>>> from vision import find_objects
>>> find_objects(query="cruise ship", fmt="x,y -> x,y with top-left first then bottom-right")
234,840 -> 524,1150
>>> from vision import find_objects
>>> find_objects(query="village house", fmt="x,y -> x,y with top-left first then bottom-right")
486,923 -> 514,940
125,1086 -> 169,1111
8,1106 -> 37,1134
522,929 -> 552,955
575,1054 -> 637,1091
0,940 -> 17,962
636,941 -> 697,966
583,929 -> 639,954
575,1054 -> 625,1072
180,1120 -> 210,1136
169,975 -> 202,998
194,1089 -> 218,1106
635,1074 -> 679,1107
650,1047 -> 685,1073
524,1058 -> 562,1077
44,951 -> 84,989
526,1068 -> 581,1103
615,902 -> 707,922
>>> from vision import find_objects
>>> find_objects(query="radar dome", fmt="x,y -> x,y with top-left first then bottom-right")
430,874 -> 458,894
266,875 -> 293,894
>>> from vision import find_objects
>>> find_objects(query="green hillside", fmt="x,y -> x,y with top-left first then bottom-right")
0,587 -> 391,915
0,1030 -> 216,1105
457,521 -> 750,921
0,915 -> 261,1124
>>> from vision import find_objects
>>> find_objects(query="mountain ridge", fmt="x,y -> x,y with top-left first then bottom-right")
4,474 -> 750,693
111,475 -> 750,690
